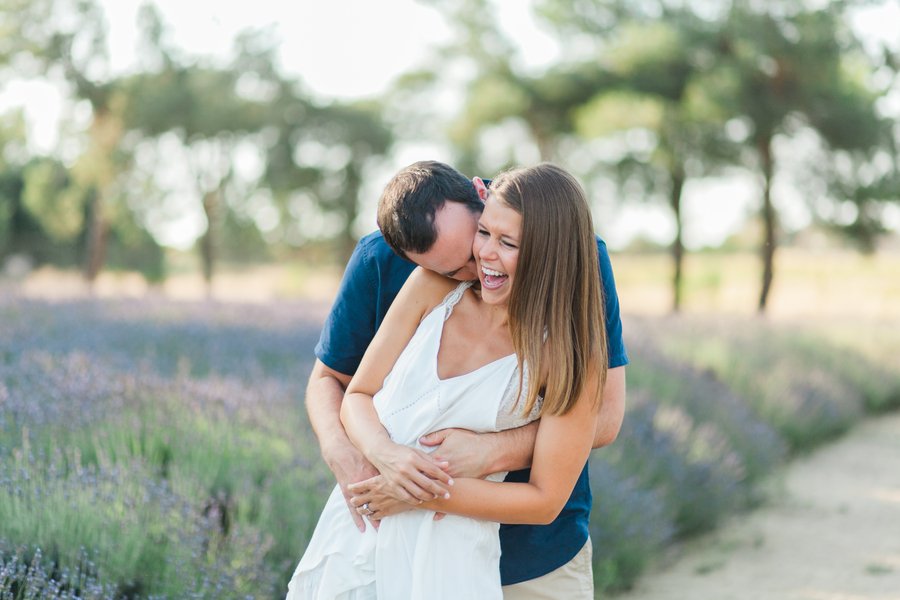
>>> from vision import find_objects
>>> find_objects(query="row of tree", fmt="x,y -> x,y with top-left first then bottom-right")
412,0 -> 898,310
1,0 -> 897,311
0,0 -> 392,287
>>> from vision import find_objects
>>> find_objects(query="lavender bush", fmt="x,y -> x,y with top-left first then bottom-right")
0,296 -> 330,598
0,546 -> 118,600
588,459 -> 673,593
2,295 -> 898,597
629,316 -> 900,451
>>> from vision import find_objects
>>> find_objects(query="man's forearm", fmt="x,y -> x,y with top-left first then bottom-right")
421,420 -> 540,479
487,421 -> 540,473
592,366 -> 626,449
305,359 -> 382,531
305,360 -> 355,465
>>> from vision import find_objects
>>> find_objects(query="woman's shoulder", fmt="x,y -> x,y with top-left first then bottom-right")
396,268 -> 462,314
409,267 -> 460,294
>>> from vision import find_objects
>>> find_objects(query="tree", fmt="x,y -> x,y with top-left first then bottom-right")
711,1 -> 889,310
1,0 -> 165,283
423,0 -> 737,310
571,19 -> 738,311
118,12 -> 281,291
536,0 -> 893,312
262,86 -> 394,264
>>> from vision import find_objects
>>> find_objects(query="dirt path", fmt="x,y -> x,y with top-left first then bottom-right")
617,413 -> 900,600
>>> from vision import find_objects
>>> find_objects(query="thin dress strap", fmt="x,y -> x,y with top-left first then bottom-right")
440,281 -> 474,321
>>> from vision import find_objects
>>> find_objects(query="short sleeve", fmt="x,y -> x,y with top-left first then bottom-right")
314,239 -> 379,376
596,238 -> 629,368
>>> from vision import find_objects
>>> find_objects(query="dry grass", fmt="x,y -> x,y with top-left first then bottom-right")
612,248 -> 900,321
7,247 -> 899,321
11,262 -> 343,306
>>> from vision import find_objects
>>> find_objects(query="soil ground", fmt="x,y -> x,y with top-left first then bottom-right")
617,413 -> 900,600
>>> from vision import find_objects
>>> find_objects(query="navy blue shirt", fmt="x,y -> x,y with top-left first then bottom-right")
315,230 -> 628,585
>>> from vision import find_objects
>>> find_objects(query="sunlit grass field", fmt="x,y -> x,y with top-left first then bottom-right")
2,248 -> 899,597
20,247 -> 900,320
613,247 -> 900,319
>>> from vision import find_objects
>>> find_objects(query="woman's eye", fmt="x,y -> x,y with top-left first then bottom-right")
501,240 -> 517,249
477,228 -> 489,236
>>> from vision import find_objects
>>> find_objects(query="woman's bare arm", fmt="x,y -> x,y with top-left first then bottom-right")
340,268 -> 457,503
349,364 -> 601,524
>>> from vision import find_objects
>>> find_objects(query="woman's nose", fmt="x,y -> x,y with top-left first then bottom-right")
478,237 -> 497,260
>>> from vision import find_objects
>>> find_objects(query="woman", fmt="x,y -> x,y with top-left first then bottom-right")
287,163 -> 607,599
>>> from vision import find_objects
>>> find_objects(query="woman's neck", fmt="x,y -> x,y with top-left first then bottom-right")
471,286 -> 510,329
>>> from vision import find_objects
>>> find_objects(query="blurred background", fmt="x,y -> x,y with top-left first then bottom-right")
3,2 -> 900,598
2,0 -> 898,316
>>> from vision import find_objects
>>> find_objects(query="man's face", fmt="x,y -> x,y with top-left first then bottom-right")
405,201 -> 481,281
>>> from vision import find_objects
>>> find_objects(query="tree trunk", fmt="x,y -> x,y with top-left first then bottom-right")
670,168 -> 686,313
536,134 -> 555,163
81,107 -> 119,287
758,135 -> 777,313
83,189 -> 108,286
201,189 -> 219,298
338,164 -> 362,265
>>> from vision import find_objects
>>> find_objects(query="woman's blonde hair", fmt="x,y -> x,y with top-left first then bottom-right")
490,163 -> 607,416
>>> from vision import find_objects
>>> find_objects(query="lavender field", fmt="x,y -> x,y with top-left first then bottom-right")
1,293 -> 898,598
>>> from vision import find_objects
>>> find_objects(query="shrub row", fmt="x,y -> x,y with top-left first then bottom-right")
2,299 -> 898,597
589,315 -> 900,592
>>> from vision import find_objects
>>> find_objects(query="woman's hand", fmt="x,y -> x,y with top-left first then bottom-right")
349,474 -> 450,528
347,475 -> 413,528
366,441 -> 454,503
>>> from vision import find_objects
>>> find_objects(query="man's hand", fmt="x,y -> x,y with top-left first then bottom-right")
418,428 -> 495,479
420,421 -> 540,478
324,441 -> 379,532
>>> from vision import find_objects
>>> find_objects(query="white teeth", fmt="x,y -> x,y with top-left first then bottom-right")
482,266 -> 506,277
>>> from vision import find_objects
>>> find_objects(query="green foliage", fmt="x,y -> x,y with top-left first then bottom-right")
574,91 -> 665,137
431,0 -> 896,312
1,0 -> 394,279
21,159 -> 84,242
606,21 -> 694,100
0,170 -> 22,249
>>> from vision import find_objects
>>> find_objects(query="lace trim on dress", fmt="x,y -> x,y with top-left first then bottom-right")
441,281 -> 474,321
496,363 -> 543,431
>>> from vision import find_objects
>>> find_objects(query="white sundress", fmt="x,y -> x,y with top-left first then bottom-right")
287,281 -> 540,600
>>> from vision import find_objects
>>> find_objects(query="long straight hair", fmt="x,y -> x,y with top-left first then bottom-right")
491,163 -> 607,416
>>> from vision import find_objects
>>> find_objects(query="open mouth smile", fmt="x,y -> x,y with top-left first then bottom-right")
481,265 -> 508,290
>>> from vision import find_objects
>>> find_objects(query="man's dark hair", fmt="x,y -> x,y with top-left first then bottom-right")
377,161 -> 483,258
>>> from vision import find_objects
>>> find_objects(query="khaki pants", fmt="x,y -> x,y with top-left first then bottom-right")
502,537 -> 594,600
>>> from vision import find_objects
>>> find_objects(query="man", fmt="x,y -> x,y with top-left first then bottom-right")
305,160 -> 628,598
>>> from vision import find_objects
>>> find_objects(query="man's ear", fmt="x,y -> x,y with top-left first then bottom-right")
472,177 -> 488,202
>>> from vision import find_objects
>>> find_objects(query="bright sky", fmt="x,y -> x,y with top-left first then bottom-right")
2,0 -> 898,249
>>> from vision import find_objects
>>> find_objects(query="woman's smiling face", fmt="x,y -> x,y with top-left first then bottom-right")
473,194 -> 522,306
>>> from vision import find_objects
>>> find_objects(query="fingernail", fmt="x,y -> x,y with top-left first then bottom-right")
448,478 -> 454,486
444,492 -> 450,499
